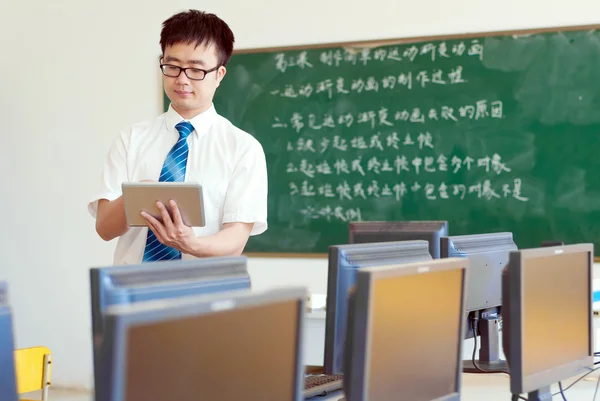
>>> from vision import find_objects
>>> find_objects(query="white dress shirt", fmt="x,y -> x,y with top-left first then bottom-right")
88,103 -> 268,265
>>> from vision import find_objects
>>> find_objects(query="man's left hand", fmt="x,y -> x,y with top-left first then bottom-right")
141,200 -> 197,254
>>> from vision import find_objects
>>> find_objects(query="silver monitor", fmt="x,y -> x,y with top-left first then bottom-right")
96,287 -> 307,401
324,240 -> 432,374
441,231 -> 517,373
89,256 -> 251,388
343,258 -> 468,401
502,243 -> 594,401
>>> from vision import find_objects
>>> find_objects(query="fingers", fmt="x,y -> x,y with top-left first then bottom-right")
156,201 -> 175,231
169,200 -> 185,227
141,202 -> 187,249
142,212 -> 167,243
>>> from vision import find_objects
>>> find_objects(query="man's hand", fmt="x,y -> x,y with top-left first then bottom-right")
141,200 -> 197,254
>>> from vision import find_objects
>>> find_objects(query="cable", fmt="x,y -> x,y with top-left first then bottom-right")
558,381 -> 567,401
552,366 -> 600,396
594,371 -> 600,401
508,351 -> 600,399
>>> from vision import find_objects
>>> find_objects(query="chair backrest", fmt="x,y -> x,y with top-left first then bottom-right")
14,346 -> 52,395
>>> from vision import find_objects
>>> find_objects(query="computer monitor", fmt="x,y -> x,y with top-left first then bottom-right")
502,244 -> 594,401
90,256 -> 251,388
343,258 -> 468,401
440,232 -> 517,373
0,281 -> 7,304
0,282 -> 18,401
348,221 -> 448,259
96,287 -> 306,401
324,240 -> 432,375
541,240 -> 564,247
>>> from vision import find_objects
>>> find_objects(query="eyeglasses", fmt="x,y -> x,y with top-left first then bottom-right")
159,63 -> 220,81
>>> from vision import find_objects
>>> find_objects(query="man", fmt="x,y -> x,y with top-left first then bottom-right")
88,10 -> 268,265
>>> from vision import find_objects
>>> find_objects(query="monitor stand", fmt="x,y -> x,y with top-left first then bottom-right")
463,311 -> 508,373
527,386 -> 552,401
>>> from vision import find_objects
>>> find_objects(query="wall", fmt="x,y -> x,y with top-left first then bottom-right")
0,0 -> 599,390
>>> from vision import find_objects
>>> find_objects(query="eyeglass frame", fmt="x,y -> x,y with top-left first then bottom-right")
159,59 -> 221,81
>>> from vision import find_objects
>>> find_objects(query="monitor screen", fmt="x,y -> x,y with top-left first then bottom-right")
369,267 -> 463,400
503,244 -> 593,395
101,287 -> 305,401
521,252 -> 589,376
349,221 -> 448,259
344,258 -> 466,401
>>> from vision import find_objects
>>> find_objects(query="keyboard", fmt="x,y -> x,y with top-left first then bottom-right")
303,374 -> 343,398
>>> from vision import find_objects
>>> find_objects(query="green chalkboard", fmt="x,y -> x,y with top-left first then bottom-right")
164,25 -> 600,256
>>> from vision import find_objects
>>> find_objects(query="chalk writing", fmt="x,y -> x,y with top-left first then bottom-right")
269,67 -> 468,98
275,51 -> 313,73
290,178 -> 528,204
269,66 -> 468,99
286,154 -> 513,177
316,79 -> 334,99
299,205 -> 362,222
312,41 -> 484,70
286,132 -> 435,153
272,100 -> 503,131
319,50 -> 344,67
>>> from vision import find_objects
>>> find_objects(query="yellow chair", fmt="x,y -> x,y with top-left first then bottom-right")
14,346 -> 52,400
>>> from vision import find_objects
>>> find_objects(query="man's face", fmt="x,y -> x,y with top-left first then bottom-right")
161,41 -> 226,119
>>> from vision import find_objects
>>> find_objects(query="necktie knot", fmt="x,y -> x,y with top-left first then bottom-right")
175,121 -> 194,140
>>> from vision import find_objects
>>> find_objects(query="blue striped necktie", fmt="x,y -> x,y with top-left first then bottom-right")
142,121 -> 194,262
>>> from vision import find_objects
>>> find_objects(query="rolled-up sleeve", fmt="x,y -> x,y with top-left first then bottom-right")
222,138 -> 268,236
87,131 -> 129,219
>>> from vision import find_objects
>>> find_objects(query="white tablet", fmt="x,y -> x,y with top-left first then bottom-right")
122,182 -> 206,227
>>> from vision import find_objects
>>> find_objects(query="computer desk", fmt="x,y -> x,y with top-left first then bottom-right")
308,371 -> 600,400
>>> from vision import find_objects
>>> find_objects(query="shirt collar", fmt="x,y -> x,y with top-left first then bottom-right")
165,103 -> 217,137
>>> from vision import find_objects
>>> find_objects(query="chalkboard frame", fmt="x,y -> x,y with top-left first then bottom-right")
231,23 -> 600,56
161,23 -> 600,259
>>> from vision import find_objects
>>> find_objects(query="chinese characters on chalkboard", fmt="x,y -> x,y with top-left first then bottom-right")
273,40 -> 484,73
268,40 -> 528,223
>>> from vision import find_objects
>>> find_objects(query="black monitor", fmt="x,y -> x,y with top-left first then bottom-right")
343,258 -> 468,401
90,256 -> 251,390
440,232 -> 517,373
348,221 -> 448,259
502,244 -> 594,401
97,287 -> 306,401
0,282 -> 18,401
541,240 -> 564,247
324,240 -> 432,375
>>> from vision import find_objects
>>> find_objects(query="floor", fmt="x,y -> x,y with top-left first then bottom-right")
29,371 -> 600,401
